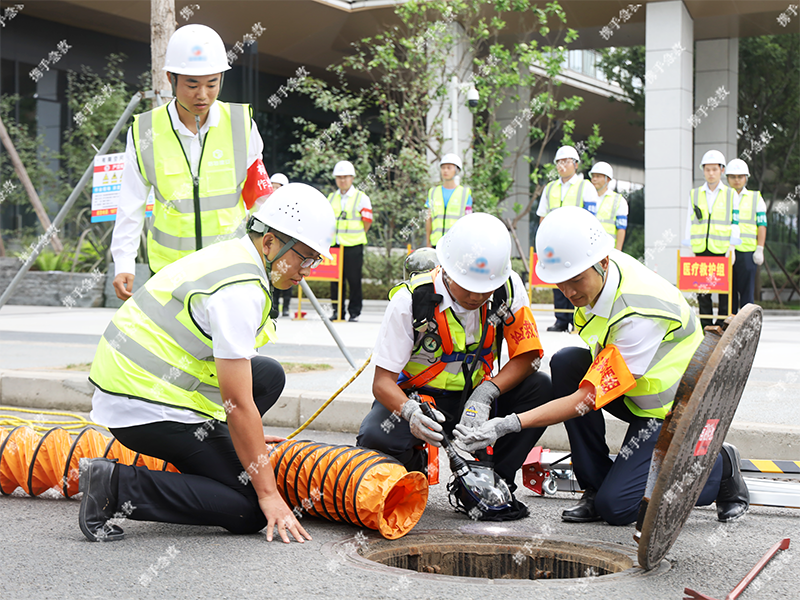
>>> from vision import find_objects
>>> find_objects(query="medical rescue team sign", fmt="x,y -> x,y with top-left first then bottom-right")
90,153 -> 153,222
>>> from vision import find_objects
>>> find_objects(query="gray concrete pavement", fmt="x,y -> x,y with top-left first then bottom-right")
0,423 -> 798,600
2,304 -> 800,459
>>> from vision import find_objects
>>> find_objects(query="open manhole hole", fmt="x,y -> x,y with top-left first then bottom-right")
328,531 -> 669,584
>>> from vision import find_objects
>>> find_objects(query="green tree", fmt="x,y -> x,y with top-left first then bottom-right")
289,0 -> 602,286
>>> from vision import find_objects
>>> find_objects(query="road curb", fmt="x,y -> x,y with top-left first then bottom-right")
2,369 -> 799,459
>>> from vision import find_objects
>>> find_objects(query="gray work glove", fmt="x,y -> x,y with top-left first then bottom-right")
458,380 -> 501,430
400,398 -> 445,447
454,414 -> 521,453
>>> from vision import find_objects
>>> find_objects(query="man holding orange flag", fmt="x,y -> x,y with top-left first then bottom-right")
456,207 -> 750,526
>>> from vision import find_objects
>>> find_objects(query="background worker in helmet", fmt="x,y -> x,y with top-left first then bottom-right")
111,24 -> 274,301
328,160 -> 373,322
589,161 -> 628,251
357,213 -> 553,512
269,173 -> 293,318
456,207 -> 749,526
682,150 -> 741,328
726,159 -> 767,313
424,153 -> 473,248
80,184 -> 334,544
537,145 -> 599,332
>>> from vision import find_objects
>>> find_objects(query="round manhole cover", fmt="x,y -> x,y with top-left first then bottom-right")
326,530 -> 669,585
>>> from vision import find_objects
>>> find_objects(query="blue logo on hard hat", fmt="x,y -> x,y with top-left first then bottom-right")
469,257 -> 490,274
542,246 -> 560,264
189,45 -> 207,61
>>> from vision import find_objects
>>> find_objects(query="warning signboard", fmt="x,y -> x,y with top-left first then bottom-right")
91,153 -> 153,222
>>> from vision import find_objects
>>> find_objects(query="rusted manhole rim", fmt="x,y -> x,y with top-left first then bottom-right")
323,529 -> 670,585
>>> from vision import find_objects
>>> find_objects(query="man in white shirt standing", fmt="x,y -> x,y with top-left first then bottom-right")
536,145 -> 599,332
328,160 -> 373,321
589,161 -> 628,251
111,24 -> 273,301
726,159 -> 767,313
682,150 -> 740,328
79,184 -> 334,544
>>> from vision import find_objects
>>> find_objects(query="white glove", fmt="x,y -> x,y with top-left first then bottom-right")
453,414 -> 521,453
458,381 -> 500,430
400,399 -> 445,447
753,246 -> 764,266
729,246 -> 736,266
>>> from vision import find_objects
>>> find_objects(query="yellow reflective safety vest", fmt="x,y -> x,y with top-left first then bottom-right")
89,240 -> 274,421
328,189 -> 367,246
736,190 -> 763,252
596,191 -> 624,236
541,178 -> 588,216
574,251 -> 703,419
133,100 -> 252,273
428,185 -> 471,247
690,185 -> 734,254
389,268 -> 512,392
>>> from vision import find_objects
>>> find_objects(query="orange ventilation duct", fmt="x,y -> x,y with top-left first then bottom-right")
269,439 -> 428,539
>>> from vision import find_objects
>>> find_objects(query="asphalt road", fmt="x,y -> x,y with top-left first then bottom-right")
0,425 -> 798,600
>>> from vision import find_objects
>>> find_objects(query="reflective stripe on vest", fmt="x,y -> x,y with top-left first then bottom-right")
737,190 -> 760,252
596,192 -> 622,236
391,269 -> 513,392
329,189 -> 367,246
89,240 -> 274,421
542,179 -> 587,215
134,101 -> 251,273
574,252 -> 703,419
428,185 -> 470,247
690,186 -> 733,254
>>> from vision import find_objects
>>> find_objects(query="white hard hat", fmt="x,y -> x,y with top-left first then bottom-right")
249,183 -> 335,259
535,206 -> 613,284
554,146 -> 580,163
163,25 -> 231,77
270,173 -> 289,187
440,153 -> 463,171
332,161 -> 355,177
436,213 -> 512,294
725,158 -> 750,177
589,161 -> 613,179
700,150 -> 726,168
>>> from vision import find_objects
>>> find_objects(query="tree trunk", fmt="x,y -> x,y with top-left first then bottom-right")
0,115 -> 63,253
151,0 -> 176,108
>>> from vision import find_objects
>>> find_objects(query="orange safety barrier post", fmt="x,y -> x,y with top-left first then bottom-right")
269,439 -> 428,539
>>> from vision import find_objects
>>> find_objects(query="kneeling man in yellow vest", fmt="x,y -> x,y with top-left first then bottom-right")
357,213 -> 553,518
79,184 -> 335,543
456,207 -> 750,525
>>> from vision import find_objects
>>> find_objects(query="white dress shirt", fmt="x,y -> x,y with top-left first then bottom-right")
583,252 -> 670,378
91,235 -> 272,428
373,270 -> 530,375
111,100 -> 265,276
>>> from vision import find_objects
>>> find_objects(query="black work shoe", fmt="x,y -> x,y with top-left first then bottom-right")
547,323 -> 569,332
78,458 -> 125,542
716,443 -> 749,522
348,315 -> 359,322
562,489 -> 602,522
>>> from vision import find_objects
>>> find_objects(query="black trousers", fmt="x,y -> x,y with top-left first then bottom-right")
553,346 -> 722,525
356,371 -> 553,492
732,250 -> 757,313
274,287 -> 293,314
696,250 -> 729,328
330,244 -> 364,319
552,288 -> 573,328
109,356 -> 285,534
